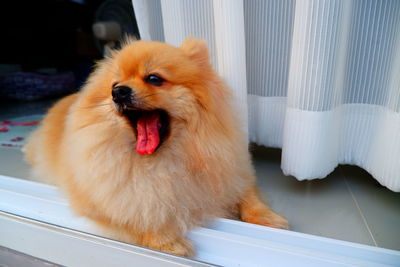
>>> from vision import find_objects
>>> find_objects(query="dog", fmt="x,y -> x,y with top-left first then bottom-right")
24,38 -> 288,256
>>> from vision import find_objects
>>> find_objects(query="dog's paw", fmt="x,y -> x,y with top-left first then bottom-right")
149,237 -> 194,257
242,208 -> 289,230
164,238 -> 193,257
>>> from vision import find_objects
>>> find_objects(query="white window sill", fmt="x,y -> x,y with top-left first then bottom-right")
0,175 -> 398,266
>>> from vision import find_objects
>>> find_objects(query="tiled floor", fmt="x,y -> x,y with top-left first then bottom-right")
0,99 -> 399,251
251,146 -> 400,251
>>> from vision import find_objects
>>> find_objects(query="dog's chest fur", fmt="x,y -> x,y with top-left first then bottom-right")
64,118 -> 248,232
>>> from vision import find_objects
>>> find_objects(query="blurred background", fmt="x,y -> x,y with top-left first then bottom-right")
0,0 -> 138,105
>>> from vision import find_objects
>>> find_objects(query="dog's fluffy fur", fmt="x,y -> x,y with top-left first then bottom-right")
24,38 -> 287,256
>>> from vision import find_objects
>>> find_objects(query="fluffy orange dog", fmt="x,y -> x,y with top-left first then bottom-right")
24,38 -> 287,256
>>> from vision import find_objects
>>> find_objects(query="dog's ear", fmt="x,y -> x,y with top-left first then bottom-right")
180,38 -> 210,68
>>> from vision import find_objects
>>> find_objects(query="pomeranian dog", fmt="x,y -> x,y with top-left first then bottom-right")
24,38 -> 288,256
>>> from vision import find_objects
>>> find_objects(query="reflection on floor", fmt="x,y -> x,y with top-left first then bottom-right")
0,98 -> 399,251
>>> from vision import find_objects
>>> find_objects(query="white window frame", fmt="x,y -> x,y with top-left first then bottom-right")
0,175 -> 399,266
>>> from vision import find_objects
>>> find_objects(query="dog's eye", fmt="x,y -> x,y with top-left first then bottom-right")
145,74 -> 164,86
112,82 -> 119,88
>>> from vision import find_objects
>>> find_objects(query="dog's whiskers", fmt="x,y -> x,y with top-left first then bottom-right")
78,103 -> 110,109
141,93 -> 157,100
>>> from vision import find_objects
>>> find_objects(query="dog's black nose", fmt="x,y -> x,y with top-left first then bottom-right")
112,86 -> 132,104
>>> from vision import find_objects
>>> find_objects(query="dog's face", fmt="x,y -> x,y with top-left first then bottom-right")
86,39 -> 215,155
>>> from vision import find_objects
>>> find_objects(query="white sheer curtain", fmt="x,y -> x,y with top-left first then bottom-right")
131,0 -> 400,192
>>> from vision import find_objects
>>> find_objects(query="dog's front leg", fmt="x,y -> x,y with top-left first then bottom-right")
238,187 -> 288,229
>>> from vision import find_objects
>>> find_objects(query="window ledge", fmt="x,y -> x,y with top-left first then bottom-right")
0,175 -> 399,266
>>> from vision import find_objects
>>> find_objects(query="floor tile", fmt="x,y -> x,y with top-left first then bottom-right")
341,165 -> 400,250
251,146 -> 376,246
0,147 -> 32,180
0,99 -> 55,180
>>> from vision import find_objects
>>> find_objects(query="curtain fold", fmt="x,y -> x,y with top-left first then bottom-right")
131,0 -> 400,192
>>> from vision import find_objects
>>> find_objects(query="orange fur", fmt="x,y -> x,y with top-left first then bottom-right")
239,187 -> 288,229
24,38 -> 287,256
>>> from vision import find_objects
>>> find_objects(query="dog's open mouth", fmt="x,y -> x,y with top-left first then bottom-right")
122,109 -> 169,155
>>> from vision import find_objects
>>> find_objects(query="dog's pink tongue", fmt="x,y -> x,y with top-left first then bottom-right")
136,113 -> 161,155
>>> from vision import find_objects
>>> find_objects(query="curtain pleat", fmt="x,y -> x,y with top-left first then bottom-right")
212,0 -> 248,127
131,0 -> 164,41
282,0 -> 400,191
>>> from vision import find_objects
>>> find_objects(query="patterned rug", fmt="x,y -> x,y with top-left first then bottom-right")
0,115 -> 42,148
